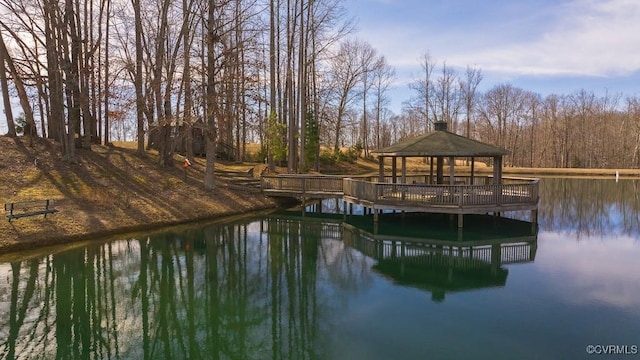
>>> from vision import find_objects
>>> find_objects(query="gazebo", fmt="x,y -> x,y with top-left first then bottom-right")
261,121 -> 539,228
372,121 -> 509,186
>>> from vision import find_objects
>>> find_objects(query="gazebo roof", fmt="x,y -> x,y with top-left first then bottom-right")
372,124 -> 509,157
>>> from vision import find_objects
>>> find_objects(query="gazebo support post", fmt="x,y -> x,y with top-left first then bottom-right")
378,156 -> 384,182
401,157 -> 407,183
429,157 -> 434,184
392,157 -> 397,183
493,156 -> 502,185
471,157 -> 475,185
436,156 -> 444,184
449,156 -> 455,185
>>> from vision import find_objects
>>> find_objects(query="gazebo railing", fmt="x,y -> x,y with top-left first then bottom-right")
343,178 -> 539,207
376,174 -> 488,185
261,174 -> 539,208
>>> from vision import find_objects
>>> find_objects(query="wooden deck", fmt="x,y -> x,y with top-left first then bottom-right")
261,174 -> 539,227
342,178 -> 539,213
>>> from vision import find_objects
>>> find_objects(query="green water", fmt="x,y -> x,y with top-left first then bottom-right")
1,178 -> 639,359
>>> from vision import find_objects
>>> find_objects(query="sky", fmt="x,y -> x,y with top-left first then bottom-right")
344,0 -> 640,112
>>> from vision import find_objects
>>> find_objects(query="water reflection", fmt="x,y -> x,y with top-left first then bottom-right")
539,178 -> 640,237
537,231 -> 640,313
0,219 -> 375,360
341,213 -> 537,302
0,213 -> 539,359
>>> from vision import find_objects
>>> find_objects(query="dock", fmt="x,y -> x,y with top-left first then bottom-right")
261,174 -> 539,227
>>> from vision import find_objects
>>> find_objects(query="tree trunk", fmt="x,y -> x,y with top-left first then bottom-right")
204,0 -> 218,191
268,0 -> 277,171
0,28 -> 37,141
133,0 -> 145,156
0,31 -> 16,137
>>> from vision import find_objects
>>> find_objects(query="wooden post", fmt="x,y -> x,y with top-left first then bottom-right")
529,241 -> 537,260
301,177 -> 306,197
470,157 -> 475,185
429,157 -> 434,184
301,197 -> 306,217
378,156 -> 384,182
449,156 -> 455,185
531,209 -> 538,232
493,156 -> 502,185
491,244 -> 501,276
392,157 -> 397,184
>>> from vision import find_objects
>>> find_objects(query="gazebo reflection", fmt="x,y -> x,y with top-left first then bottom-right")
342,213 -> 538,302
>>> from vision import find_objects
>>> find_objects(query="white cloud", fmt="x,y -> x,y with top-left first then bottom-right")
449,0 -> 640,76
354,0 -> 640,78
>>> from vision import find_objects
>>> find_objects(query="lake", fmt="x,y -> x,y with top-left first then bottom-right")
1,178 -> 639,359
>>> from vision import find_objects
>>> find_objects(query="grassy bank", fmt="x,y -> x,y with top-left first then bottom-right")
0,136 -> 276,255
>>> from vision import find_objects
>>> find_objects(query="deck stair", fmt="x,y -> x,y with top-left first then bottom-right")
215,168 -> 261,192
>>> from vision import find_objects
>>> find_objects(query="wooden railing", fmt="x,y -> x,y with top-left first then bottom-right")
343,230 -> 536,266
262,217 -> 343,240
262,174 -> 538,209
343,178 -> 539,208
261,175 -> 346,196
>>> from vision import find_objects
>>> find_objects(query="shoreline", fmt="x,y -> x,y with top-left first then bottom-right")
0,207 -> 278,262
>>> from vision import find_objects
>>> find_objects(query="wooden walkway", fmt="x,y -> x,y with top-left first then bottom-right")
261,174 -> 539,227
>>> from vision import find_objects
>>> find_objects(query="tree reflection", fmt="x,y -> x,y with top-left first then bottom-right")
0,217 -> 372,360
539,178 -> 640,238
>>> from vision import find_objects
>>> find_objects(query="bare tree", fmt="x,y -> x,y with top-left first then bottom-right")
326,38 -> 375,153
477,84 -> 529,165
430,62 -> 460,131
460,65 -> 482,138
358,44 -> 379,158
408,52 -> 435,132
0,28 -> 16,136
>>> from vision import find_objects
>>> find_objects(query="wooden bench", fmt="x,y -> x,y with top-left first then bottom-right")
4,200 -> 58,222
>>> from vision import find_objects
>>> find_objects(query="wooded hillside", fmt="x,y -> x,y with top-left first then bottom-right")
0,136 -> 274,253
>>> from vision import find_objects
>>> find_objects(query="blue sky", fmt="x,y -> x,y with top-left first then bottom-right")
345,0 -> 640,111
